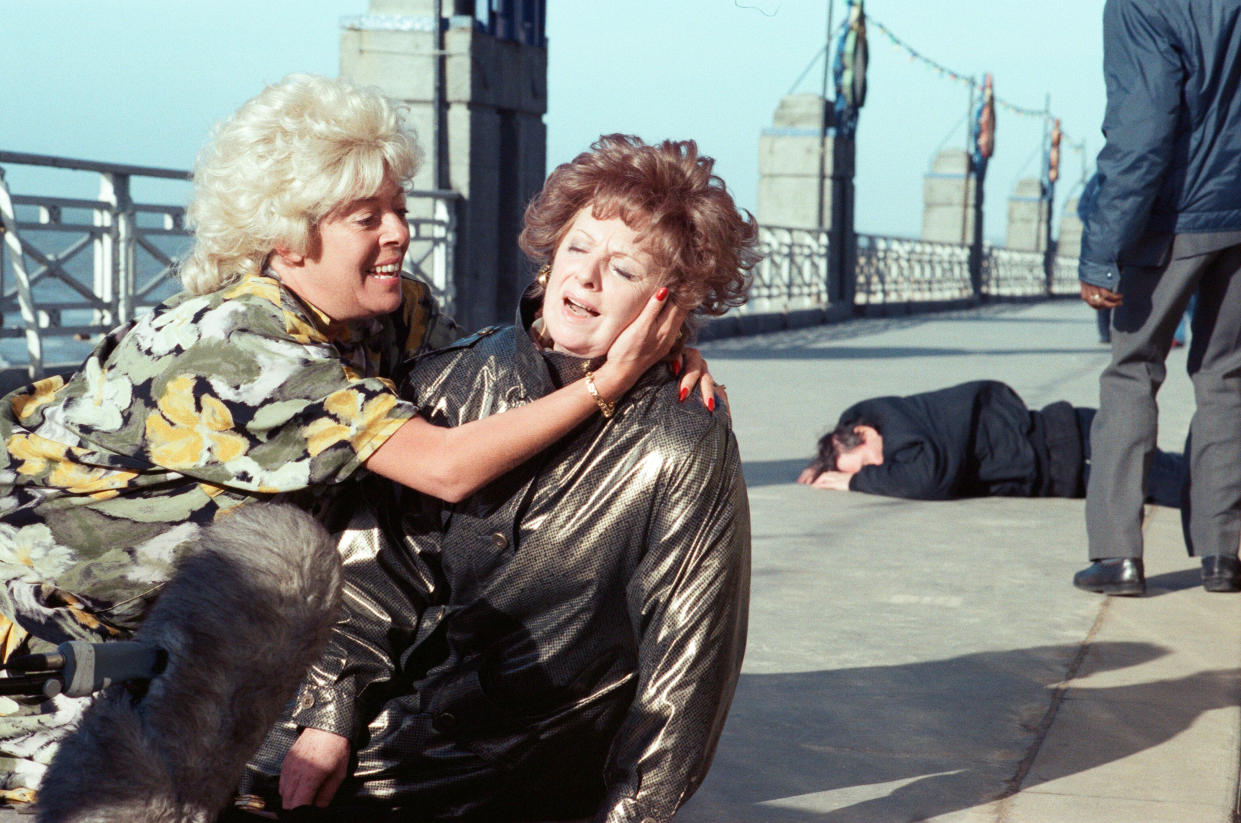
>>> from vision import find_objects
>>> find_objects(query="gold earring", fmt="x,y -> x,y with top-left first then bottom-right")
537,264 -> 550,287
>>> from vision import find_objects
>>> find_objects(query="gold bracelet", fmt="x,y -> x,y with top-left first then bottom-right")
583,368 -> 615,419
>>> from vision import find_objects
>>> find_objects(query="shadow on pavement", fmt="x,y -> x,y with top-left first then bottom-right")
710,346 -> 1106,362
1144,566 -> 1202,594
683,641 -> 1233,822
743,459 -> 811,488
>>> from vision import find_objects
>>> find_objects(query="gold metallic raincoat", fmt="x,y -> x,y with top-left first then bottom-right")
242,301 -> 751,823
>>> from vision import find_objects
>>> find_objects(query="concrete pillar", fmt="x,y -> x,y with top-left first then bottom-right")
1057,195 -> 1083,259
341,0 -> 547,330
757,94 -> 850,230
1004,177 -> 1050,252
920,149 -> 977,245
756,94 -> 856,309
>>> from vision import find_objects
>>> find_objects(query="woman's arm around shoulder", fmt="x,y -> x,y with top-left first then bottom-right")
367,290 -> 685,502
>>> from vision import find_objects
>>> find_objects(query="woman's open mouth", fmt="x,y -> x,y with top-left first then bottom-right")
564,296 -> 599,317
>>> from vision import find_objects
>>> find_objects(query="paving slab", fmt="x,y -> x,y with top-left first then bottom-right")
675,299 -> 1235,823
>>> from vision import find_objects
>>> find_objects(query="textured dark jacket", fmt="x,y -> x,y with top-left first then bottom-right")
1079,0 -> 1241,289
243,310 -> 750,823
842,381 -> 1082,501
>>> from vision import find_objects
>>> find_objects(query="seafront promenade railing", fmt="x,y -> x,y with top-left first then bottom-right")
0,152 -> 1077,378
741,225 -> 1078,320
0,151 -> 190,376
0,151 -> 458,378
854,234 -> 974,305
744,226 -> 831,315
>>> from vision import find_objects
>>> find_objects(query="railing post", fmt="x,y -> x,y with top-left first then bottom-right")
99,171 -> 136,324
114,174 -> 135,323
96,174 -> 118,327
0,166 -> 44,378
433,195 -> 457,319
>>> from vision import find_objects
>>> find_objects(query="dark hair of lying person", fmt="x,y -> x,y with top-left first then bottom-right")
816,419 -> 870,472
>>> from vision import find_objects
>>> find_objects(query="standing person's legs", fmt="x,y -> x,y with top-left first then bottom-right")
1077,256 -> 1198,593
1079,406 -> 1187,508
1183,244 -> 1241,590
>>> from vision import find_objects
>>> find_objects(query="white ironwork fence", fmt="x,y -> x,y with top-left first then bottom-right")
742,226 -> 832,315
982,247 -> 1048,298
855,234 -> 974,304
0,152 -> 458,379
2,152 -> 1081,376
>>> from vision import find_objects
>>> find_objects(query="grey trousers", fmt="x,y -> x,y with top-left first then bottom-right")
1086,231 -> 1241,559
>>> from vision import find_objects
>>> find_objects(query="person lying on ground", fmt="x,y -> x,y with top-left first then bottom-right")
797,380 -> 1184,506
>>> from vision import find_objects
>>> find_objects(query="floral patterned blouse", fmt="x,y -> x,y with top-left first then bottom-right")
0,271 -> 457,643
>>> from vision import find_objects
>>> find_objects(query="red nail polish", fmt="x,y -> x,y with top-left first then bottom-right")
655,287 -> 669,301
679,386 -> 688,402
707,397 -> 716,412
672,359 -> 681,376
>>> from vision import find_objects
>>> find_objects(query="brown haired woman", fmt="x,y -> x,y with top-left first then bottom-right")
238,134 -> 760,823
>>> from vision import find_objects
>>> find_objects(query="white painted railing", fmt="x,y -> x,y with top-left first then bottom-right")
0,152 -> 458,379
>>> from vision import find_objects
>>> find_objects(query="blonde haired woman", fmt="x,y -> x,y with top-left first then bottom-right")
0,75 -> 691,795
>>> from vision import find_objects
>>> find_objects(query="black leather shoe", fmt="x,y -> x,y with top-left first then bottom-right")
1201,555 -> 1241,593
1073,558 -> 1145,596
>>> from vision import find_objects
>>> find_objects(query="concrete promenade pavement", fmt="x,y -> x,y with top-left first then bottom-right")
675,298 -> 1241,822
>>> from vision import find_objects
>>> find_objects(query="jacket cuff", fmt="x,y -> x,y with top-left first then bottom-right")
289,681 -> 357,739
594,793 -> 666,823
1078,259 -> 1121,290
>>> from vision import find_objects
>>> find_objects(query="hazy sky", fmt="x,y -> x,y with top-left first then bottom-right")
1,1 -> 1106,242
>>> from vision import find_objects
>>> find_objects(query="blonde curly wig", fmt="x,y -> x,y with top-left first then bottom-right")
179,74 -> 422,295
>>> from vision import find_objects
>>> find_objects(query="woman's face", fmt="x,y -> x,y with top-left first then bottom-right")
277,178 -> 410,325
541,207 -> 660,358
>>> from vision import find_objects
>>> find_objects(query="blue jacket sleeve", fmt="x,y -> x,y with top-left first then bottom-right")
1079,0 -> 1184,289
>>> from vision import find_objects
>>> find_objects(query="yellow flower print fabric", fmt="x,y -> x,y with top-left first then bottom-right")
0,272 -> 457,641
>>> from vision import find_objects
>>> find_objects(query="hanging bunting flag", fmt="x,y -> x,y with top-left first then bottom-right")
841,0 -> 868,107
832,0 -> 867,137
971,73 -> 996,176
1048,118 -> 1062,183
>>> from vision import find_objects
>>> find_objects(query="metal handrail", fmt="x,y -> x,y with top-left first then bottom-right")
0,153 -> 460,380
0,167 -> 43,375
2,153 -> 1078,376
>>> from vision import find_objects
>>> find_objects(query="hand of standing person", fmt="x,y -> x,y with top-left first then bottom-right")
675,347 -> 727,411
1081,282 -> 1123,310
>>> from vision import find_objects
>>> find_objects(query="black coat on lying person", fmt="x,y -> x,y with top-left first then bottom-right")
838,380 -> 1089,501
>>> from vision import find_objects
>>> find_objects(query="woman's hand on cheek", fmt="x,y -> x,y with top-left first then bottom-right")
597,287 -> 685,396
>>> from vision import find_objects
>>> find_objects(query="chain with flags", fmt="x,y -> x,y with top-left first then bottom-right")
866,13 -> 1088,178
